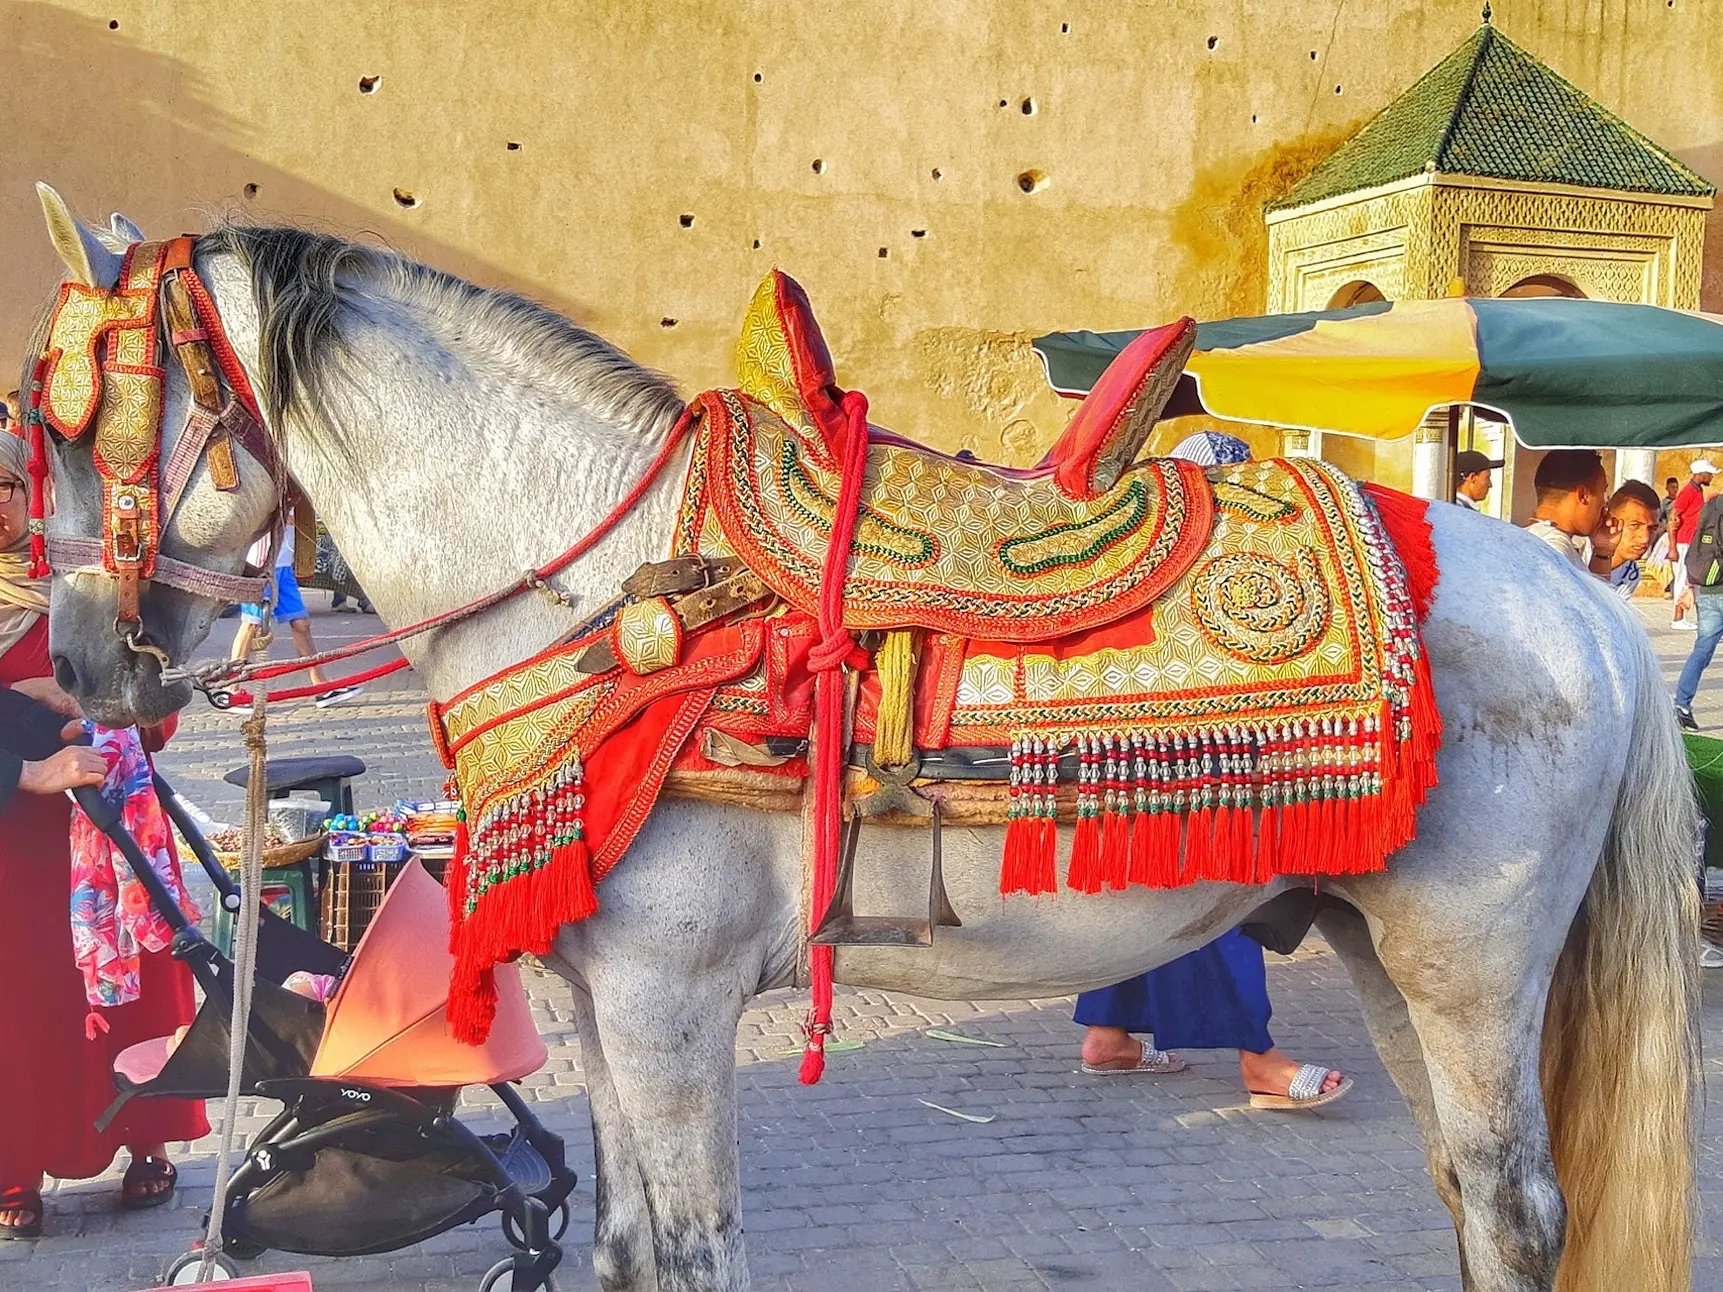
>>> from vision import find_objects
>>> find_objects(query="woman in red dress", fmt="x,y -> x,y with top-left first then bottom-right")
0,428 -> 208,1238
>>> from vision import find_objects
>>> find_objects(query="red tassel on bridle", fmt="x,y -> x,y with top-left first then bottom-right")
25,359 -> 50,578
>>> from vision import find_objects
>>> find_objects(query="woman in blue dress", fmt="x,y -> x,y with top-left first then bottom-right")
1073,433 -> 1349,1111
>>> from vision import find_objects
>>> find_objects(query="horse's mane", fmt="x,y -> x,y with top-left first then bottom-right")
201,223 -> 686,441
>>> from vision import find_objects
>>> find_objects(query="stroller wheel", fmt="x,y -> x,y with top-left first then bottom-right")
504,1198 -> 570,1250
165,1250 -> 238,1283
480,1255 -> 557,1292
226,1236 -> 268,1261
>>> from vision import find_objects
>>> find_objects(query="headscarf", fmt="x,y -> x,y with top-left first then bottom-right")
1168,431 -> 1253,466
0,429 -> 48,656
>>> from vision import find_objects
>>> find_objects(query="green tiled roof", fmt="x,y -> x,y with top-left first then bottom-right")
1268,25 -> 1714,211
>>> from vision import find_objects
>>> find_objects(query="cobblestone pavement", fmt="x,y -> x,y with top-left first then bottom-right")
11,594 -> 1723,1291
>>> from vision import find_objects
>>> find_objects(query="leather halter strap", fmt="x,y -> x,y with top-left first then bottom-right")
47,535 -> 266,603
31,233 -> 285,650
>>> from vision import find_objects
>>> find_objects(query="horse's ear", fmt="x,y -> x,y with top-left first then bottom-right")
36,182 -> 124,290
108,212 -> 146,245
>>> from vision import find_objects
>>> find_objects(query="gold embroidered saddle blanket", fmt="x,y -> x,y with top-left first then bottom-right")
430,269 -> 1443,1043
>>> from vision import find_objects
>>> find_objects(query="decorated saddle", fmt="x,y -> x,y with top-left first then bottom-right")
432,271 -> 1442,1059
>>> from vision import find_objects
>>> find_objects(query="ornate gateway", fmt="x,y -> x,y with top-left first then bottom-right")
430,271 -> 1443,1066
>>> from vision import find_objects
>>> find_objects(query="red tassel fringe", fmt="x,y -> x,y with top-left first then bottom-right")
1068,814 -> 1103,894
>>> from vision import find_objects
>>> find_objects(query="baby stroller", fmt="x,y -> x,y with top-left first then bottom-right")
75,774 -> 579,1292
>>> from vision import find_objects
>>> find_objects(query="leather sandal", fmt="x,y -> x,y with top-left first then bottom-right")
1249,1063 -> 1353,1111
0,1186 -> 43,1239
120,1156 -> 177,1211
1079,1038 -> 1188,1076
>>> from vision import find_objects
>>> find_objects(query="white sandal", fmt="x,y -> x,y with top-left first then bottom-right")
1080,1039 -> 1187,1076
1249,1062 -> 1352,1110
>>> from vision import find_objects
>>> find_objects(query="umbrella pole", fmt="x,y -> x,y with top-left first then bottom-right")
1443,405 -> 1462,505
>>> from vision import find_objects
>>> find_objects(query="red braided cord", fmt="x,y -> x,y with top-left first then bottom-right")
228,655 -> 410,705
801,389 -> 872,1086
25,357 -> 51,578
212,401 -> 700,687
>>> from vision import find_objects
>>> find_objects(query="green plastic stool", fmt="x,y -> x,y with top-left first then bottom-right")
213,858 -> 317,957
1684,732 -> 1723,870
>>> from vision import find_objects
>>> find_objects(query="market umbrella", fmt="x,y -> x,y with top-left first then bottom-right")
1033,297 -> 1723,449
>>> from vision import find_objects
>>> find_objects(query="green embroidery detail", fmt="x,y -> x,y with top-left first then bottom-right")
778,442 -> 938,569
1213,480 -> 1297,523
996,482 -> 1148,576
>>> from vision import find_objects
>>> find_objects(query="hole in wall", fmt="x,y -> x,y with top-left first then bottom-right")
359,74 -> 381,93
506,140 -> 521,151
1309,49 -> 1318,59
1020,97 -> 1036,115
752,238 -> 762,249
811,158 -> 826,174
1207,35 -> 1218,49
1016,169 -> 1047,194
108,18 -> 118,29
931,167 -> 943,180
911,229 -> 927,238
660,318 -> 678,329
392,187 -> 419,208
243,183 -> 259,199
1334,84 -> 1343,94
753,71 -> 763,82
1060,21 -> 1069,32
679,213 -> 695,228
878,247 -> 889,258
1251,113 -> 1259,123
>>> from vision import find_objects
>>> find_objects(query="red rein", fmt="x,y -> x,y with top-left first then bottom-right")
225,401 -> 700,700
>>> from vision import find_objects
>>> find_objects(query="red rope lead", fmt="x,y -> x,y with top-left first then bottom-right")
801,390 -> 872,1086
228,655 -> 411,705
210,402 -> 701,691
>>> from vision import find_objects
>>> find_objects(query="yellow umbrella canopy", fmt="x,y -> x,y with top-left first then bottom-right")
1034,296 -> 1723,449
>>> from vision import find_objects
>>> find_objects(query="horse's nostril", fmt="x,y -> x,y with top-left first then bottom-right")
51,653 -> 80,696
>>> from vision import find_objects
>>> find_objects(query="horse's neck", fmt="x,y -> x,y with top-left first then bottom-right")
206,258 -> 685,700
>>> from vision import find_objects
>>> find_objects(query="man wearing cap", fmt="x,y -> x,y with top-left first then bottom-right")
1672,458 -> 1719,628
1522,450 -> 1610,572
1453,449 -> 1503,511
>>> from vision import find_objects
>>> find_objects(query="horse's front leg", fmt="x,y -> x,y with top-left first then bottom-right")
585,950 -> 754,1291
555,801 -> 792,1291
567,982 -> 660,1292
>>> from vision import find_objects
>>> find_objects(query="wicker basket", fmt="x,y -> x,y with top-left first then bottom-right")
213,832 -> 326,871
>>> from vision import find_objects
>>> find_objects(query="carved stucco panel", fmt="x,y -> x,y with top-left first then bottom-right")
1267,188 -> 1433,311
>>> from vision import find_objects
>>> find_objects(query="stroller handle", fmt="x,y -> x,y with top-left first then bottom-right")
151,771 -> 242,906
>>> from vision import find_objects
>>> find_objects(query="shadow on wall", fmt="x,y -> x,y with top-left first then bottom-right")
1680,140 -> 1723,313
0,0 -> 595,363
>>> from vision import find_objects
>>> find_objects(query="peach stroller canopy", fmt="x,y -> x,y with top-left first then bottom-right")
310,860 -> 546,1086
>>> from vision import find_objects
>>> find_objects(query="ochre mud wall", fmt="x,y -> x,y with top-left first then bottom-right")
4,0 -> 1720,464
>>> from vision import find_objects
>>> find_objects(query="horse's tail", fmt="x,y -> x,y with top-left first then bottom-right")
1541,619 -> 1700,1291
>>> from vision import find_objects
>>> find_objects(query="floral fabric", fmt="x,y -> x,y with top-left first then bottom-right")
68,725 -> 202,1008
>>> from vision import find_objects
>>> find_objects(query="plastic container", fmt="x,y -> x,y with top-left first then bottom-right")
268,798 -> 331,841
366,834 -> 410,863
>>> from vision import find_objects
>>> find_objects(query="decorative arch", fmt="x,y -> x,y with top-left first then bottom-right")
1499,273 -> 1585,298
1327,280 -> 1388,308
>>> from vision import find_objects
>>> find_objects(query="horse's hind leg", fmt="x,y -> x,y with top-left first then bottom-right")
1346,881 -> 1569,1292
1317,905 -> 1471,1281
570,983 -> 660,1292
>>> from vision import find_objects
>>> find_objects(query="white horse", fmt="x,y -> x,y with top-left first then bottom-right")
32,195 -> 1699,1292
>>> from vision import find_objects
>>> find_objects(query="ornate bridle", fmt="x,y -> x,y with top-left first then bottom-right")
25,234 -> 286,667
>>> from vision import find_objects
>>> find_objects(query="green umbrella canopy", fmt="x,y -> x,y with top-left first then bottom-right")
1033,297 -> 1723,449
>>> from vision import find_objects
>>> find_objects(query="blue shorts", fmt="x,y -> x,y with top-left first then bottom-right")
241,564 -> 309,625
